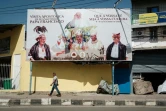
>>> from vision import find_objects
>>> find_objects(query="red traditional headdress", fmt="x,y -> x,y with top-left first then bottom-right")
112,33 -> 120,38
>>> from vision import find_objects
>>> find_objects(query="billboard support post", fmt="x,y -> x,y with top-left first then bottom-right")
29,61 -> 33,95
112,62 -> 114,96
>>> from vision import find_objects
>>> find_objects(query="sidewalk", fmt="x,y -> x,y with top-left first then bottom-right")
0,92 -> 166,106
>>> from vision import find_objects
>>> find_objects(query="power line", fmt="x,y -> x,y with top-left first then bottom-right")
0,0 -> 107,14
0,0 -> 112,13
115,8 -> 130,46
2,0 -> 109,25
0,0 -> 52,10
69,0 -> 110,8
0,0 -> 84,13
0,0 -> 109,15
81,0 -> 110,8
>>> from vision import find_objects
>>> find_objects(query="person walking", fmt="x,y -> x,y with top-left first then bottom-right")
48,72 -> 61,97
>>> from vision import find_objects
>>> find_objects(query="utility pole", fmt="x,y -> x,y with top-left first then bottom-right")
52,0 -> 66,39
111,0 -> 122,96
114,0 -> 122,8
52,0 -> 57,8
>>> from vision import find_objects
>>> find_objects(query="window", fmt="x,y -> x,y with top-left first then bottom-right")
147,6 -> 159,13
149,27 -> 158,42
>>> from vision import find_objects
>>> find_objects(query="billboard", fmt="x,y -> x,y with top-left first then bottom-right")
26,9 -> 132,61
139,12 -> 166,24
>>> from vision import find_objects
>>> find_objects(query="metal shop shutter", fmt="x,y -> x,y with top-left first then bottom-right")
132,50 -> 166,73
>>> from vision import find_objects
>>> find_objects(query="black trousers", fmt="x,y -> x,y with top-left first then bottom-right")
110,57 -> 119,60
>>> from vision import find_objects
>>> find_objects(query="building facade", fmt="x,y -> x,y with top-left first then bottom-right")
0,24 -> 132,94
0,24 -> 113,92
131,0 -> 166,92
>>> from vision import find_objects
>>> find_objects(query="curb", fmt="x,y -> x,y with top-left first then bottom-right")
0,99 -> 166,107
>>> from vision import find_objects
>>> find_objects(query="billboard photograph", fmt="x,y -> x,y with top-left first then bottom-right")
26,9 -> 132,61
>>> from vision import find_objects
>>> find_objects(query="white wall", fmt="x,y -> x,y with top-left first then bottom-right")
132,27 -> 166,49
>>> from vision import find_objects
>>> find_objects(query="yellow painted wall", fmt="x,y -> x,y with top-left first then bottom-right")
0,25 -> 25,57
0,25 -> 30,92
0,25 -> 27,79
30,62 -> 112,92
0,25 -> 112,92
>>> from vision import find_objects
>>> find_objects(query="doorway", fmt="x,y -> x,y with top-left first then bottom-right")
142,73 -> 166,92
12,54 -> 21,90
0,56 -> 11,89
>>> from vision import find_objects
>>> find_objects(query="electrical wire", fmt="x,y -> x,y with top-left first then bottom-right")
0,0 -> 85,13
0,0 -> 110,15
0,0 -> 53,9
115,8 -> 130,46
78,0 -> 110,8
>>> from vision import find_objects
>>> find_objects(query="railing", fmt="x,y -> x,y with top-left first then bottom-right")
0,64 -> 12,90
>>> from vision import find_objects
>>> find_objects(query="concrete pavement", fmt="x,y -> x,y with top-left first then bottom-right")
0,92 -> 166,107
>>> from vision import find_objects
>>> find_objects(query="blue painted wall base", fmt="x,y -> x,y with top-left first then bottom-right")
114,68 -> 131,94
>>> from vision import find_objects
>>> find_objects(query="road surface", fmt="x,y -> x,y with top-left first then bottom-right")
0,106 -> 166,111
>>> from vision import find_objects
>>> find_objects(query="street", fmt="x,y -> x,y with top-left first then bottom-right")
0,106 -> 166,111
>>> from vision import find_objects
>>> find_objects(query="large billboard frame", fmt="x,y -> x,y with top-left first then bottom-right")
26,8 -> 132,61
